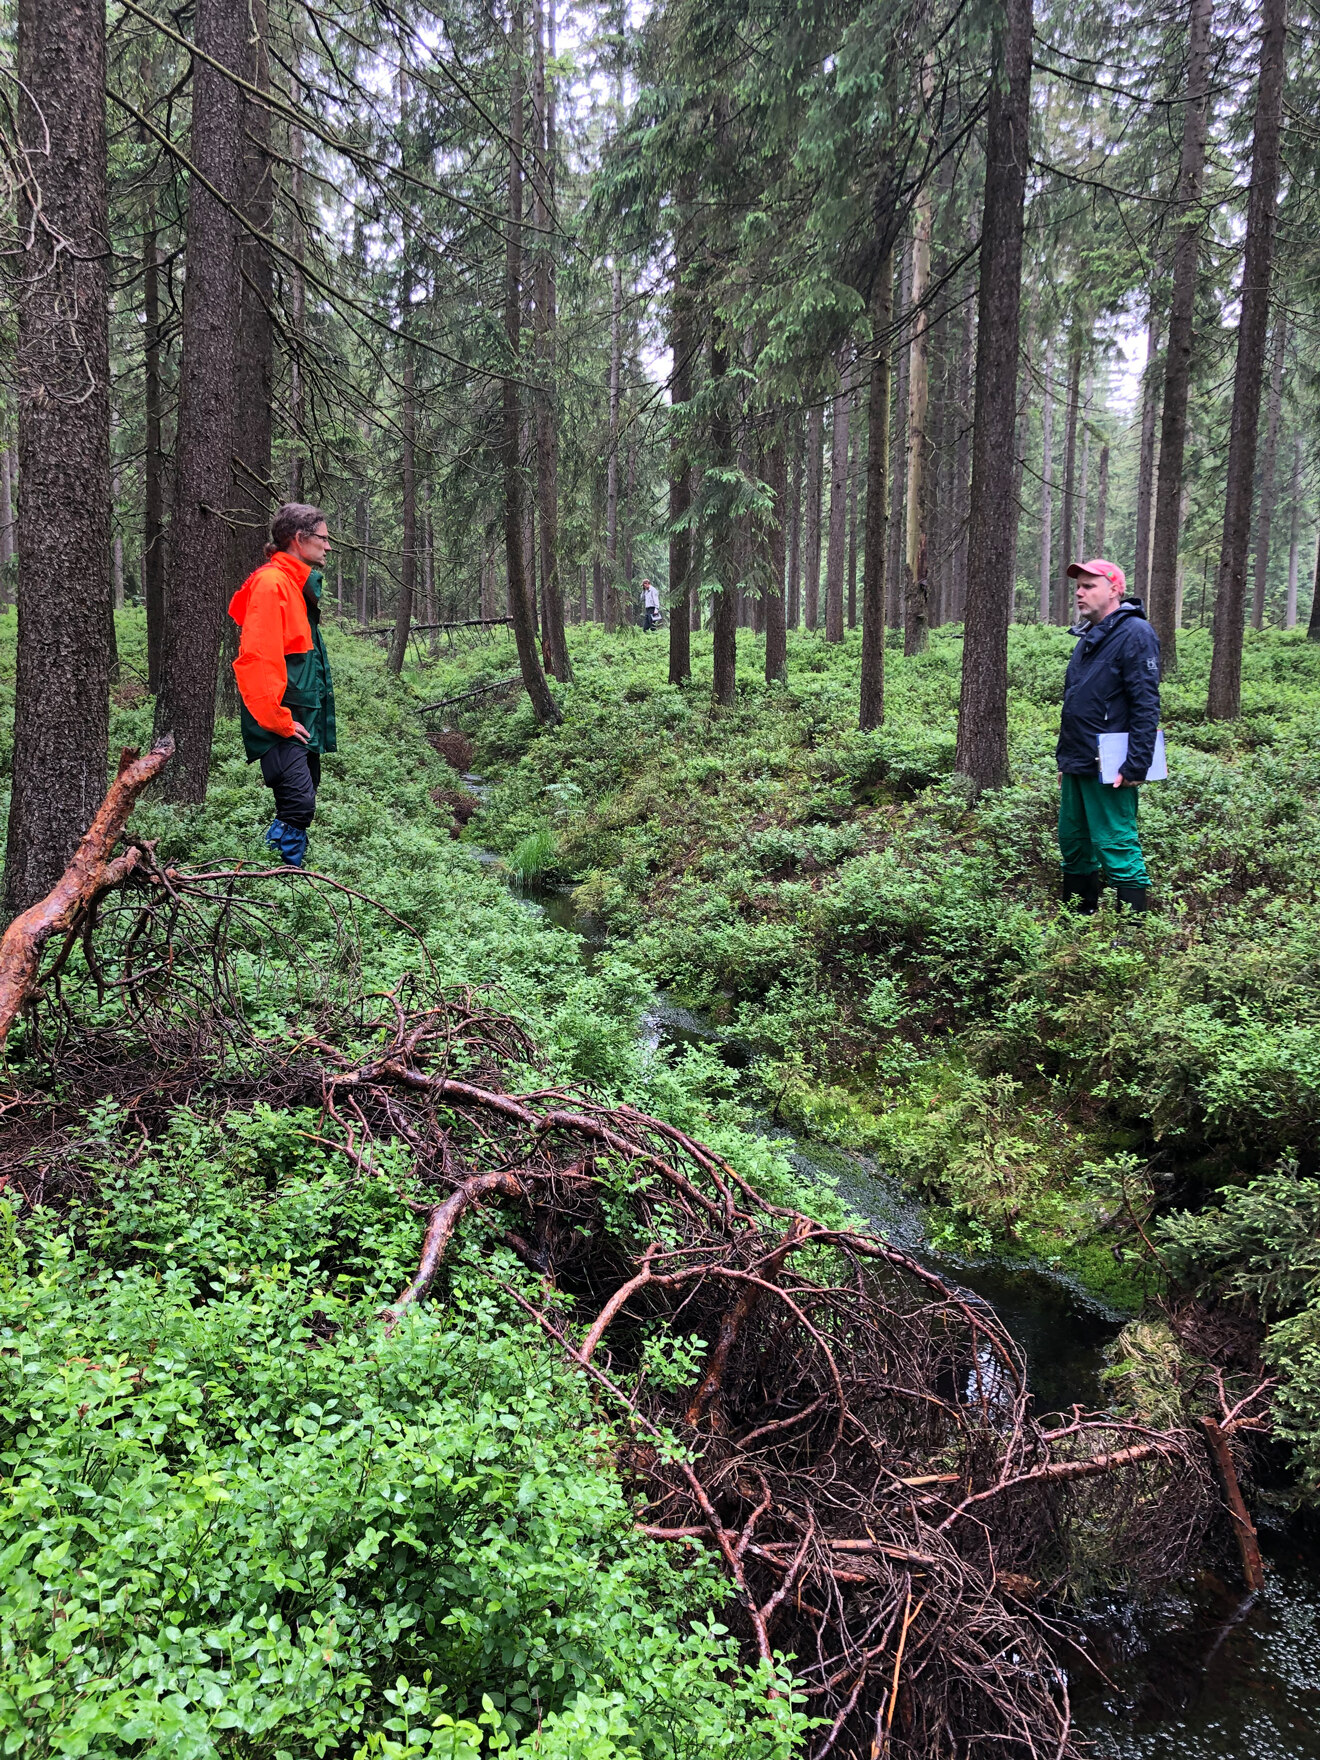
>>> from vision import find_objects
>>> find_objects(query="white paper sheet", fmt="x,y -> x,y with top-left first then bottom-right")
1098,729 -> 1167,784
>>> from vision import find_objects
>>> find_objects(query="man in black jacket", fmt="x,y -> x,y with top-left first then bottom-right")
1056,558 -> 1161,914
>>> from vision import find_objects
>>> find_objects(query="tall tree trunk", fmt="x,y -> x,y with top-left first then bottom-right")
904,178 -> 932,655
532,0 -> 570,681
787,415 -> 802,629
356,466 -> 370,626
954,0 -> 1032,790
861,248 -> 894,731
224,0 -> 275,716
387,339 -> 416,675
153,0 -> 245,802
825,347 -> 850,642
886,239 -> 910,627
1284,433 -> 1302,630
1054,331 -> 1082,623
1038,336 -> 1054,621
1207,0 -> 1287,719
1094,443 -> 1110,556
709,332 -> 737,705
0,445 -> 13,610
605,262 -> 622,632
502,5 -> 559,726
804,400 -> 822,629
287,58 -> 306,501
142,196 -> 166,689
765,429 -> 787,683
1251,309 -> 1287,629
111,415 -> 124,611
1148,0 -> 1214,667
1076,369 -> 1092,558
847,381 -> 860,631
1132,304 -> 1161,602
5,0 -> 112,914
952,280 -> 975,619
1308,540 -> 1320,641
668,241 -> 695,685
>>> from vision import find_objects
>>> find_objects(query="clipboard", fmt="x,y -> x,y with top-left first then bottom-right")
1098,730 -> 1167,784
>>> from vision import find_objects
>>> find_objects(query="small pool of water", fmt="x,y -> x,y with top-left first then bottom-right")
511,868 -> 1320,1760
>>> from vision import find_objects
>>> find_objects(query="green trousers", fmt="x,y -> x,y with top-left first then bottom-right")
1058,773 -> 1149,887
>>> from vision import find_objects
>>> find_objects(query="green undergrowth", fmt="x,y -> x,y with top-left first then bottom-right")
0,613 -> 825,1757
421,620 -> 1320,1311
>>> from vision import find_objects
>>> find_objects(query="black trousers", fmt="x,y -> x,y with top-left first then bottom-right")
259,738 -> 320,829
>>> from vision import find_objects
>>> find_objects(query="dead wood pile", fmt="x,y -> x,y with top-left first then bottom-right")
0,768 -> 1273,1760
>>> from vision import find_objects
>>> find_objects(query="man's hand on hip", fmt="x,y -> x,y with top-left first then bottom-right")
292,721 -> 310,744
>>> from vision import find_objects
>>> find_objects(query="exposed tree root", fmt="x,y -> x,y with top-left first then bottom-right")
0,790 -> 1277,1760
0,738 -> 174,1050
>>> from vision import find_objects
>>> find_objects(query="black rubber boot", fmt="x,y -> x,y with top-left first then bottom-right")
1061,872 -> 1102,915
1114,883 -> 1149,914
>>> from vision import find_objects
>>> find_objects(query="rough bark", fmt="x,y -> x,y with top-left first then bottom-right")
1207,0 -> 1288,720
605,263 -> 622,632
954,0 -> 1032,790
387,340 -> 416,675
804,401 -> 822,629
952,280 -> 975,620
847,382 -> 860,630
665,264 -> 696,682
1148,0 -> 1214,669
903,178 -> 932,655
668,244 -> 695,685
1251,310 -> 1287,629
1075,370 -> 1092,558
223,0 -> 275,717
356,470 -> 370,626
860,250 -> 894,731
152,0 -> 245,801
886,240 -> 910,627
532,0 -> 570,683
1284,433 -> 1302,629
709,333 -> 737,705
1094,443 -> 1110,557
1054,332 -> 1082,623
1132,305 -> 1161,603
0,445 -> 13,609
287,61 -> 306,501
825,347 -> 850,642
786,416 -> 802,630
1308,540 -> 1320,641
1038,336 -> 1054,622
765,430 -> 787,684
5,0 -> 114,915
501,5 -> 559,727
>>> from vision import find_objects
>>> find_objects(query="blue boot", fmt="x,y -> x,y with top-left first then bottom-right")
266,818 -> 309,868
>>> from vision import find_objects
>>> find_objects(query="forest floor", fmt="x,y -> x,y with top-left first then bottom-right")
1,610 -> 1316,1757
415,617 -> 1320,1310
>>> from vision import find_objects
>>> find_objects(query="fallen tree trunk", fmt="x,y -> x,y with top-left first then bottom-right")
0,737 -> 173,1051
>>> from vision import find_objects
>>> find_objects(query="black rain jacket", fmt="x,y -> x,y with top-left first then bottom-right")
1055,598 -> 1162,782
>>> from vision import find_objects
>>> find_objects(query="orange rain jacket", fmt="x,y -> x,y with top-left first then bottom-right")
228,551 -> 337,761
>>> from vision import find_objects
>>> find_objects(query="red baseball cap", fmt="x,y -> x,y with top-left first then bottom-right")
1067,558 -> 1126,594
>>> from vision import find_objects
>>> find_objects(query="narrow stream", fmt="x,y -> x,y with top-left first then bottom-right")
509,867 -> 1320,1757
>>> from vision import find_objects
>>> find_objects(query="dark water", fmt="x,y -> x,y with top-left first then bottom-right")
522,878 -> 1320,1760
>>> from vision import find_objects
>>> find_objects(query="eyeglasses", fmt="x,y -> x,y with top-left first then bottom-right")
301,530 -> 331,544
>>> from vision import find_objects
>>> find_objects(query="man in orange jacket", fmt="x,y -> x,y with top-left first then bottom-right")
229,503 -> 337,868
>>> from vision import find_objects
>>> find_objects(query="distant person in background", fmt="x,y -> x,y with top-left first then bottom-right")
229,503 -> 337,869
641,578 -> 661,631
1056,558 -> 1161,915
